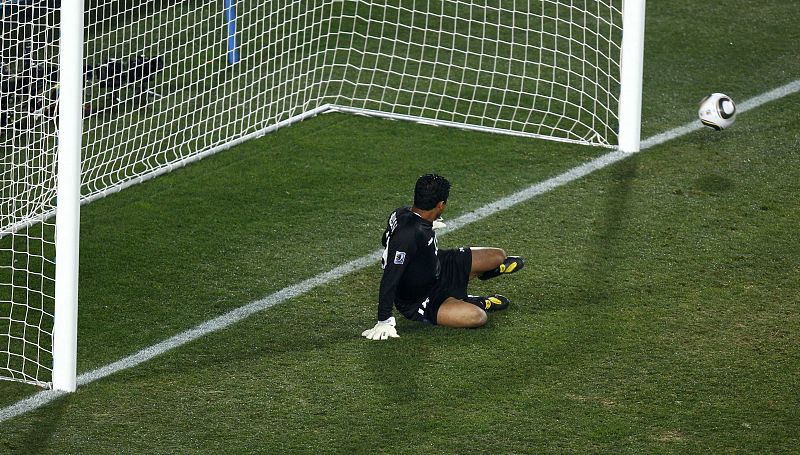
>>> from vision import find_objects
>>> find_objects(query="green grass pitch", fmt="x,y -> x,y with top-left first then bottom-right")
1,1 -> 799,453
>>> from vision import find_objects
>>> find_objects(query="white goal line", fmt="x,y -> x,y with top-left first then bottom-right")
1,79 -> 798,423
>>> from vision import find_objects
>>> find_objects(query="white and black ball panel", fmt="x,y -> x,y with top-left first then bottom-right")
718,97 -> 736,119
698,93 -> 736,130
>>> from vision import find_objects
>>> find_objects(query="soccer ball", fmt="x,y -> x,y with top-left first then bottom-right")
698,93 -> 736,130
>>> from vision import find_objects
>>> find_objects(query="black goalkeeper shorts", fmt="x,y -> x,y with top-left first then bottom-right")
400,247 -> 473,325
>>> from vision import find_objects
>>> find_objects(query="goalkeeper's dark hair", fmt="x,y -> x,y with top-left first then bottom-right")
413,173 -> 450,210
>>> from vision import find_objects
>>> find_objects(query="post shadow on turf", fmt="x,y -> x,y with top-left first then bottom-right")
2,393 -> 69,454
579,155 -> 638,307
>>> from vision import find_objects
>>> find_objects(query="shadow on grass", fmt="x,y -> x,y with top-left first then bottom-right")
1,393 -> 69,455
581,156 -> 638,306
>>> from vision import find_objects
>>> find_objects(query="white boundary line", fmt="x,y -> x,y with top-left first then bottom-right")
1,80 -> 798,423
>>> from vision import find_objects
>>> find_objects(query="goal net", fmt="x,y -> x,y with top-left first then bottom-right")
1,0 -> 640,389
1,1 -> 59,388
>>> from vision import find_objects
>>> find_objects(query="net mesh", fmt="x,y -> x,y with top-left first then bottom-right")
1,1 -> 58,388
334,1 -> 622,145
1,0 -> 624,388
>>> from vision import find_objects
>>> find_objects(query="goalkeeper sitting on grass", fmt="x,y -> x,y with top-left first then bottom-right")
362,173 -> 524,341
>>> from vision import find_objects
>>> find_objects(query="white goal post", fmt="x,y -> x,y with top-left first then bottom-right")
1,0 -> 644,391
51,0 -> 84,393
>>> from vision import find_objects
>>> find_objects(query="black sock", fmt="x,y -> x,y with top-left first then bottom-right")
478,256 -> 524,281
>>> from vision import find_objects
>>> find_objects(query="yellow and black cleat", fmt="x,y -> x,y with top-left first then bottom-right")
467,294 -> 510,312
478,256 -> 524,281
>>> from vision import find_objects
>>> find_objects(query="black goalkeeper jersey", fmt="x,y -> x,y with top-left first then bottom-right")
377,206 -> 440,321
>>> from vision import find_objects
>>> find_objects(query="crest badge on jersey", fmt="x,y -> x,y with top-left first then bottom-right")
394,251 -> 406,265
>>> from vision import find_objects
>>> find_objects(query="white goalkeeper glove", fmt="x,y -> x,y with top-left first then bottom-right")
362,317 -> 399,341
